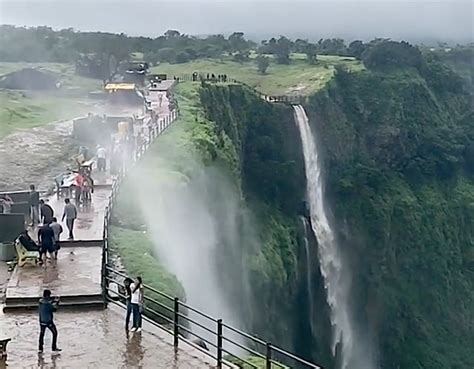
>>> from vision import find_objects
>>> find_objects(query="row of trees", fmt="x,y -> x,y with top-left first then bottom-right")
1,26 -> 471,81
0,25 -> 368,66
0,26 -> 258,64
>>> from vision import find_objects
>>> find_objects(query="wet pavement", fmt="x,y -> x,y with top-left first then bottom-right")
0,89 -> 218,367
5,245 -> 102,304
0,305 -> 218,368
45,186 -> 111,241
0,261 -> 10,301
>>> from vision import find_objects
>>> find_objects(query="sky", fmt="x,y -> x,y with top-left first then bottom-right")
0,0 -> 472,43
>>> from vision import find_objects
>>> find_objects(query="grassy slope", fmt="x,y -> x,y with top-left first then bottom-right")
108,225 -> 185,301
151,54 -> 363,96
0,62 -> 102,138
108,83 -> 203,306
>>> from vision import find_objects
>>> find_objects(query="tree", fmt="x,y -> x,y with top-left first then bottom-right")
275,36 -> 292,64
156,47 -> 177,63
347,40 -> 367,59
318,38 -> 347,55
292,38 -> 309,53
256,55 -> 270,74
304,43 -> 318,64
164,29 -> 181,39
228,32 -> 247,52
233,50 -> 250,63
362,40 -> 425,71
175,51 -> 191,64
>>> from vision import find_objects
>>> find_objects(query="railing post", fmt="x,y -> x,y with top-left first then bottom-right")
173,297 -> 179,349
217,319 -> 223,368
266,342 -> 272,369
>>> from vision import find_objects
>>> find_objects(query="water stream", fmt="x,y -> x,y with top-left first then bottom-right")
294,105 -> 371,369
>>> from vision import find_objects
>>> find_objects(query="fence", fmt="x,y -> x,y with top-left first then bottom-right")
99,95 -> 322,369
104,266 -> 323,369
101,108 -> 179,305
173,74 -> 305,105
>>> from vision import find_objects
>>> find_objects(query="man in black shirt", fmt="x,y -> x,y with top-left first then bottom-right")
38,224 -> 55,263
39,200 -> 54,225
38,289 -> 61,353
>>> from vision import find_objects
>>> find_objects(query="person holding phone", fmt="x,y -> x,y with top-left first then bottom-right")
129,276 -> 144,332
38,289 -> 61,353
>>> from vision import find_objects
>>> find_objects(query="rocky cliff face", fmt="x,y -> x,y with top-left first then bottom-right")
198,83 -> 333,365
120,65 -> 472,368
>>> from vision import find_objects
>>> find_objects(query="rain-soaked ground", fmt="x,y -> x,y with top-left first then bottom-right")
5,245 -> 102,304
0,305 -> 217,368
0,120 -> 78,191
0,90 -> 220,367
0,103 -> 143,192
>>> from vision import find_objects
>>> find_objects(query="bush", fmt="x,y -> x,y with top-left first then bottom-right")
362,40 -> 424,71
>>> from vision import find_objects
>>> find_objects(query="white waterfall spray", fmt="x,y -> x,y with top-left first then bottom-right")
293,105 -> 374,369
301,217 -> 315,337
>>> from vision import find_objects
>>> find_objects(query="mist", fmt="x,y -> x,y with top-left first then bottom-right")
128,151 -> 254,344
1,0 -> 472,44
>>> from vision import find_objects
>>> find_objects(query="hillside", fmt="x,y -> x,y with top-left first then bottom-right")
305,62 -> 474,368
110,53 -> 473,368
150,55 -> 363,96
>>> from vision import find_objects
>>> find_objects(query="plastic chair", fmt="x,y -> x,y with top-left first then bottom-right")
14,239 -> 39,267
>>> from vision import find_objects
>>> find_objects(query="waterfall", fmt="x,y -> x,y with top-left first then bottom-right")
301,216 -> 315,337
293,105 -> 373,369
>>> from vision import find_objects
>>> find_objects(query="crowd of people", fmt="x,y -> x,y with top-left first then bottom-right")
188,72 -> 229,83
4,106 -> 165,353
16,185 -> 79,266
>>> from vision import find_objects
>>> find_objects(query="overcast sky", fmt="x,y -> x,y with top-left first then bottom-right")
0,0 -> 472,43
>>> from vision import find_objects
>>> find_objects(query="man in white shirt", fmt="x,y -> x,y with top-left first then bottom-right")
96,146 -> 107,172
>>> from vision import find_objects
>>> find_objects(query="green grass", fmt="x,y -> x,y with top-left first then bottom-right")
0,62 -> 102,138
107,84 -> 202,308
226,355 -> 289,369
152,55 -> 363,96
0,89 -> 95,139
109,225 -> 185,300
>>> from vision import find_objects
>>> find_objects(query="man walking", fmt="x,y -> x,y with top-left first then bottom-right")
38,289 -> 61,353
61,198 -> 77,240
50,217 -> 63,259
29,185 -> 40,226
40,199 -> 54,225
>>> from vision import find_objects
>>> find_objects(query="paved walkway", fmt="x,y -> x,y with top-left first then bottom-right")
0,87 -> 220,367
5,245 -> 102,307
45,186 -> 110,241
0,305 -> 217,368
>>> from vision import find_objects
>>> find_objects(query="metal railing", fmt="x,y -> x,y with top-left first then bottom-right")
103,266 -> 323,369
101,107 -> 179,307
173,73 -> 305,105
99,96 -> 322,369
